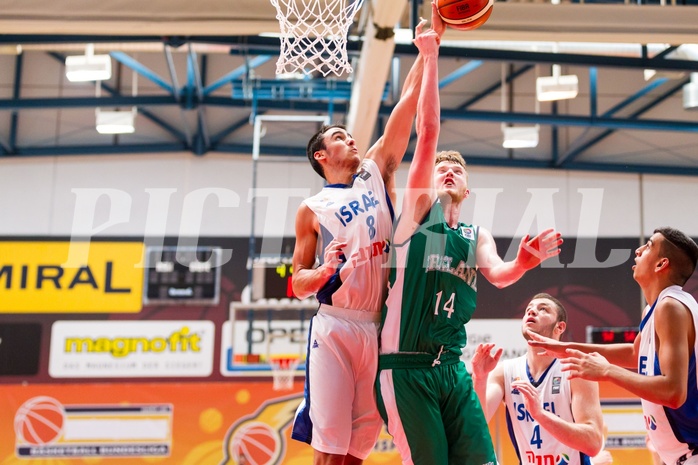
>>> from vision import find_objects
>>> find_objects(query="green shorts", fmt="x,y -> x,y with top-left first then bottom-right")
376,353 -> 497,465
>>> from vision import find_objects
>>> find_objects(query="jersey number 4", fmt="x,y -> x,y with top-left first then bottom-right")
530,424 -> 542,449
433,291 -> 455,318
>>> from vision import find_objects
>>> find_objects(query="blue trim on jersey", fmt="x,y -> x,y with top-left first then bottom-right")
639,299 -> 658,332
324,171 -> 360,189
384,184 -> 395,223
291,314 -> 316,445
526,359 -> 558,388
316,224 -> 344,305
580,452 -> 592,465
657,349 -> 698,451
504,407 -> 524,465
317,270 -> 342,305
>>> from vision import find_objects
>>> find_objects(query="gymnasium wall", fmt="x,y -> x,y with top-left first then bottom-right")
2,152 -> 697,238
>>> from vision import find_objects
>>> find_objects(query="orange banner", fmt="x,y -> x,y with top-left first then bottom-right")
0,381 -> 651,464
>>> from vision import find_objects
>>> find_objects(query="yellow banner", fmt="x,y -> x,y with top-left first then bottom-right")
0,242 -> 144,313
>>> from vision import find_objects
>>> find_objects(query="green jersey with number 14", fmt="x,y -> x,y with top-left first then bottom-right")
380,201 -> 478,357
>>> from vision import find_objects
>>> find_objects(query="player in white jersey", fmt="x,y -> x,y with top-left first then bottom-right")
289,13 -> 446,465
529,227 -> 698,465
472,293 -> 604,465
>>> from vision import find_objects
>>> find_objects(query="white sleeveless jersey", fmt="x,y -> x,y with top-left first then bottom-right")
502,356 -> 592,465
302,158 -> 393,313
638,285 -> 698,465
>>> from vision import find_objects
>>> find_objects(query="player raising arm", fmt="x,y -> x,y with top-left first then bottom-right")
289,9 -> 445,465
528,227 -> 698,465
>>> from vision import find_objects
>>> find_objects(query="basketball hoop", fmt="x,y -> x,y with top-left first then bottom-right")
269,354 -> 301,391
269,0 -> 365,77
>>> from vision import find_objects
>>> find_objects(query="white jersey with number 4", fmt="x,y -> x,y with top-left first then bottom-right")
503,356 -> 592,465
639,285 -> 698,465
302,158 -> 393,313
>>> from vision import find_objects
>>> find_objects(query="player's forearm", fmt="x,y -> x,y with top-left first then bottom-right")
482,260 -> 527,289
291,266 -> 335,300
557,342 -> 636,369
533,411 -> 603,457
471,374 -> 493,421
603,364 -> 686,408
414,52 -> 439,159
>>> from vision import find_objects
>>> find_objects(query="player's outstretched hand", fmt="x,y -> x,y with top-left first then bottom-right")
471,343 -> 502,378
515,228 -> 563,271
430,0 -> 447,38
526,330 -> 570,358
560,349 -> 610,381
413,17 -> 440,56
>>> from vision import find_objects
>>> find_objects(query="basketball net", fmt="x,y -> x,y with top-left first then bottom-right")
269,0 -> 365,77
269,355 -> 300,391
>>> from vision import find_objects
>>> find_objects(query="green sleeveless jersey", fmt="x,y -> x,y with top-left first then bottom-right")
381,201 -> 478,357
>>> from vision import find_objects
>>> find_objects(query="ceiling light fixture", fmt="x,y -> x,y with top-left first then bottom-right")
536,64 -> 578,102
65,44 -> 112,82
502,125 -> 540,149
95,108 -> 137,134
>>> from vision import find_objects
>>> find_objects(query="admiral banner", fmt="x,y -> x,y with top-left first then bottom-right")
0,241 -> 144,313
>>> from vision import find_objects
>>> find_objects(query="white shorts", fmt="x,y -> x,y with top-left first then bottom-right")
291,304 -> 382,459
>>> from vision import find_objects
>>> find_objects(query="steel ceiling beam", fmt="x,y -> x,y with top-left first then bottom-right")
46,51 -> 185,142
1,94 -> 696,133
9,52 -> 22,153
204,55 -> 272,96
7,140 -> 698,176
439,61 -> 483,90
560,78 -> 689,166
110,51 -> 174,94
5,34 -> 698,72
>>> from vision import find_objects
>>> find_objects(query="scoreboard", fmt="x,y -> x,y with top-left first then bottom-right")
586,326 -> 640,344
252,256 -> 297,301
144,246 -> 222,305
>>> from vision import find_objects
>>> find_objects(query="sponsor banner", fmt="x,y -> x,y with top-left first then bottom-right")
461,319 -> 528,371
0,382 -> 400,465
0,241 -> 144,313
13,396 -> 171,458
220,304 -> 310,377
49,320 -> 214,378
0,381 -> 653,464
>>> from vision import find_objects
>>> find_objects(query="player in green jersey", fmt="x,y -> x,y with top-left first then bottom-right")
375,14 -> 563,462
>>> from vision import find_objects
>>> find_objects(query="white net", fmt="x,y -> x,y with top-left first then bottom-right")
269,355 -> 301,391
269,0 -> 365,77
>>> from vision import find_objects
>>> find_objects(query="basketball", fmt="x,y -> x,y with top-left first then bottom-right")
436,0 -> 494,31
14,396 -> 65,445
229,421 -> 280,465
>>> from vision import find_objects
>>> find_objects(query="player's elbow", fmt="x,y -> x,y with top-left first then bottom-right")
583,430 -> 605,457
665,388 -> 687,409
291,278 -> 313,301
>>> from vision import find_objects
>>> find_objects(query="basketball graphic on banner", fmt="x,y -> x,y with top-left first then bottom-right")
230,421 -> 281,465
14,396 -> 65,445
